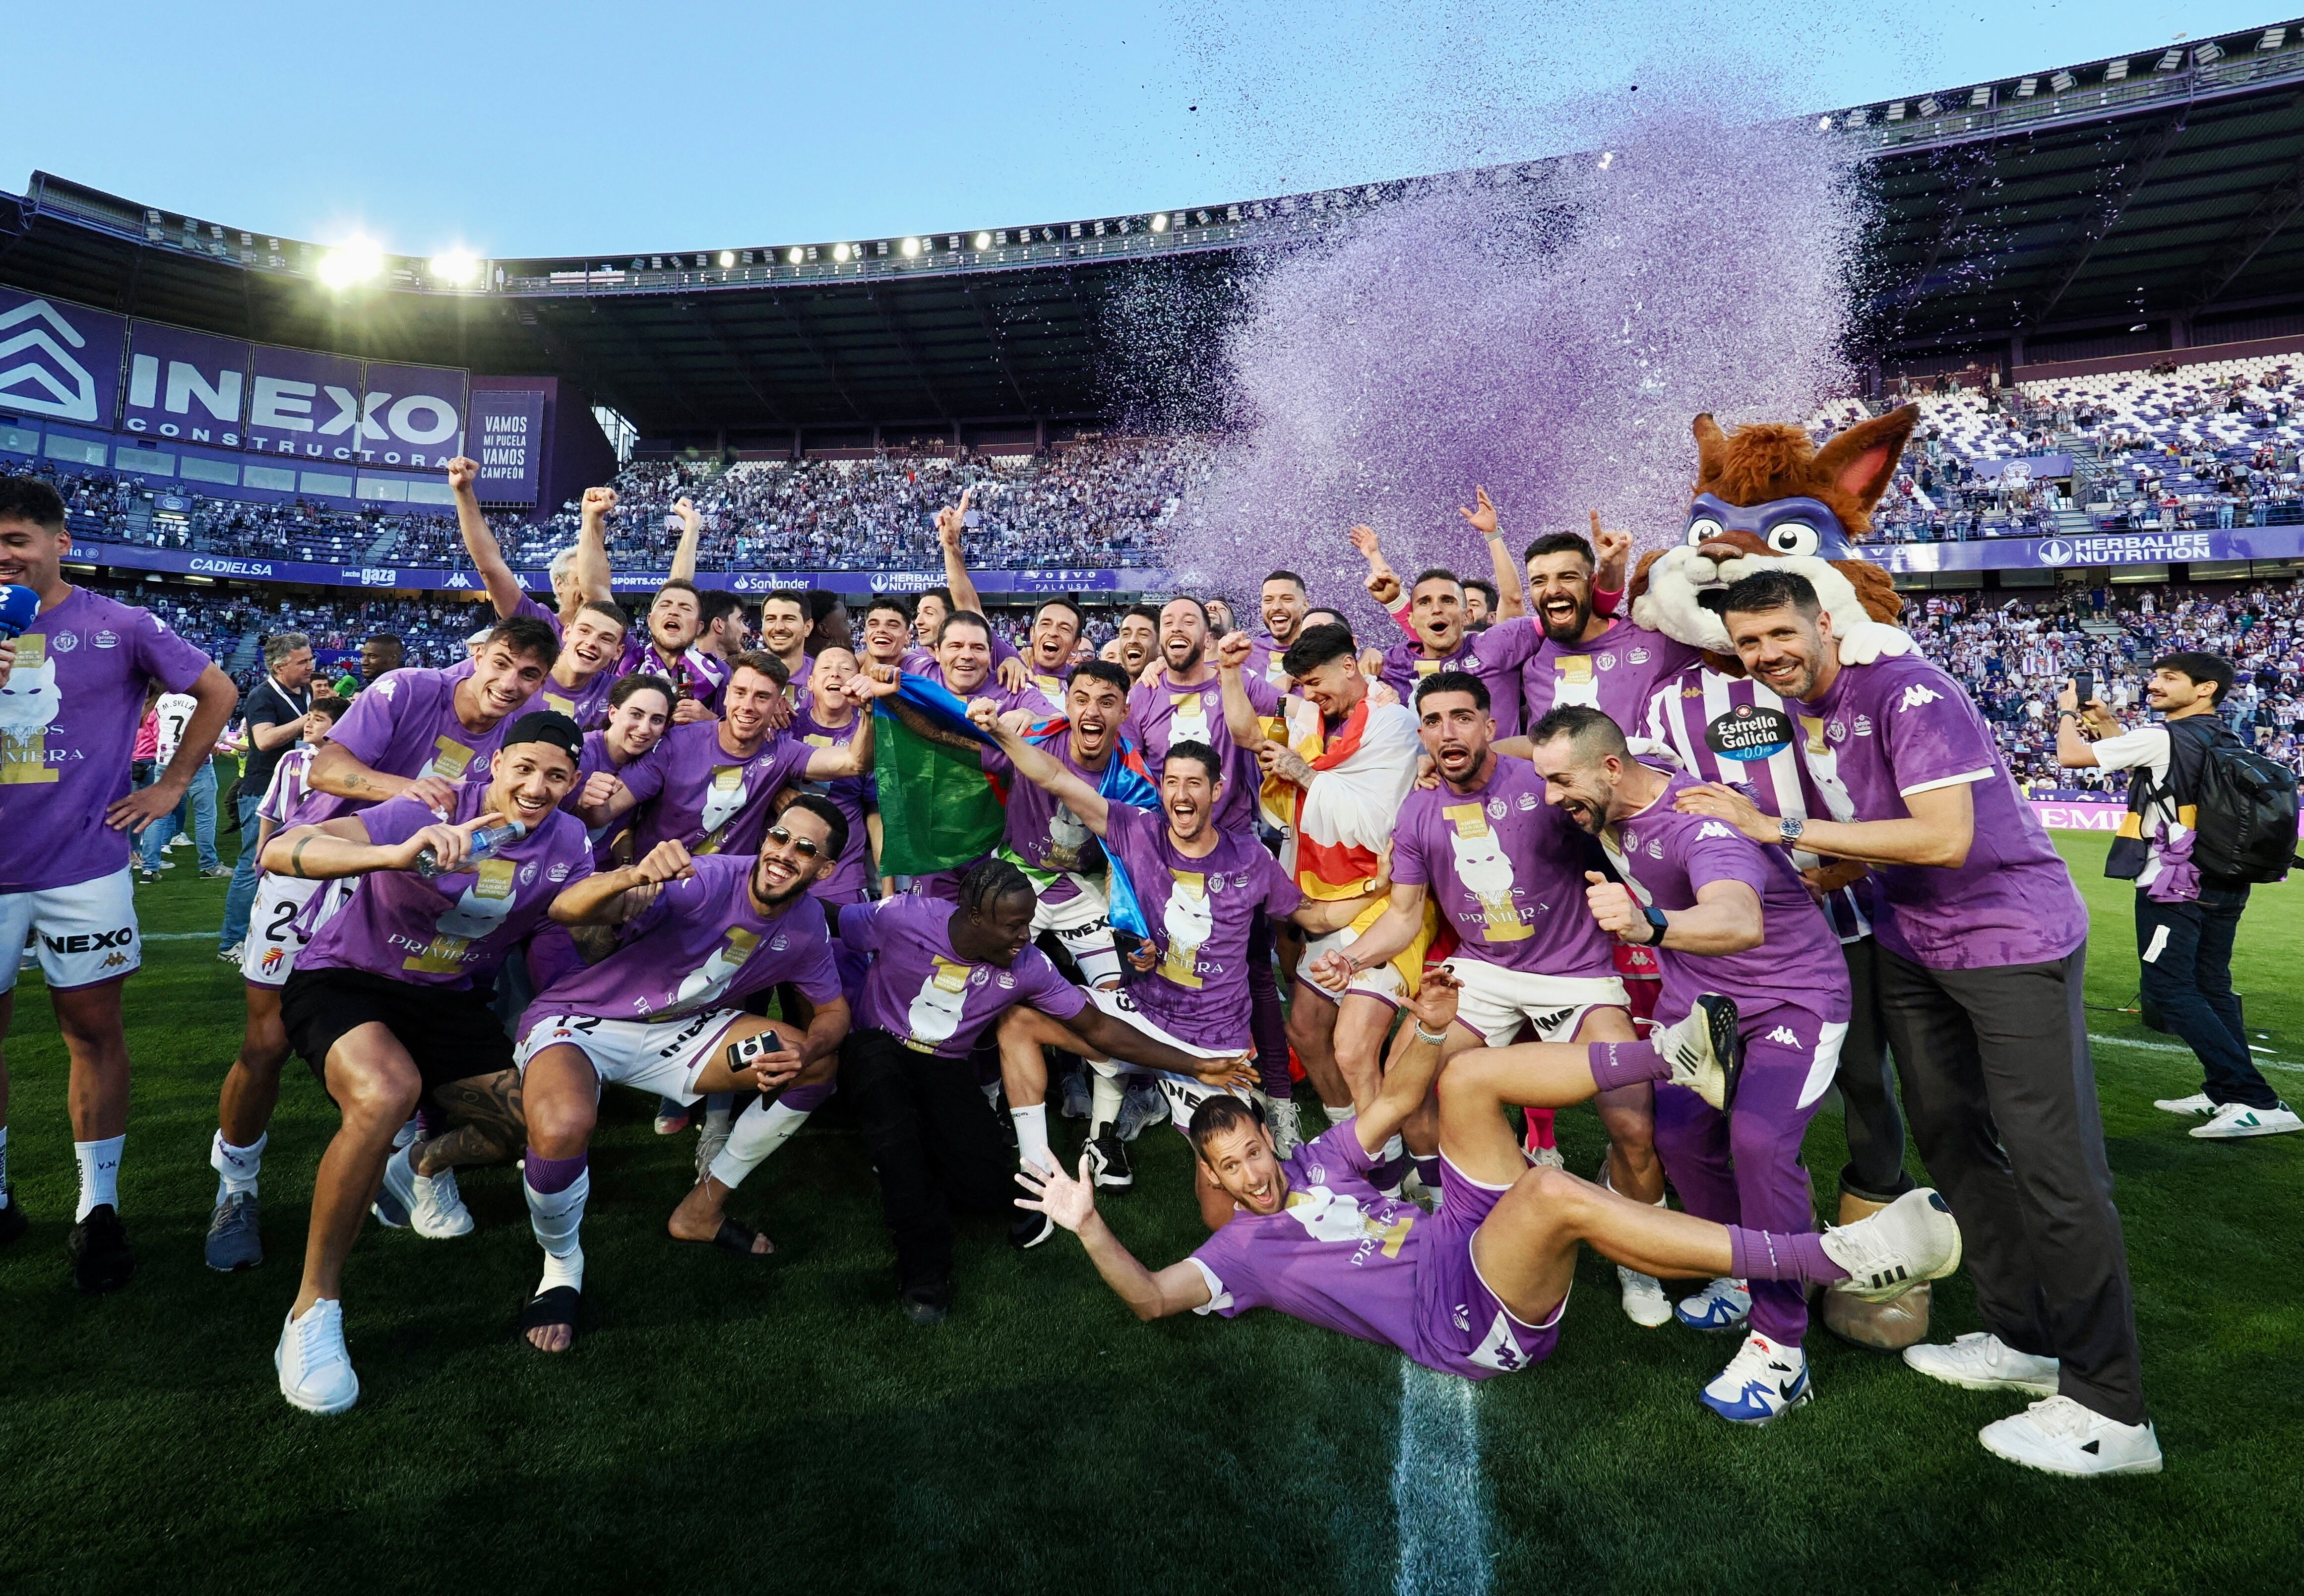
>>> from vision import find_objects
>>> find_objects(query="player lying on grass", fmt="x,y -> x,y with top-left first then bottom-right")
1018,967 -> 1963,1381
512,798 -> 856,1353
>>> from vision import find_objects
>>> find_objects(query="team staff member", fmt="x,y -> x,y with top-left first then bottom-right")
0,475 -> 236,1288
1694,568 -> 2158,1477
219,631 -> 317,963
2056,654 -> 2298,1140
264,712 -> 595,1414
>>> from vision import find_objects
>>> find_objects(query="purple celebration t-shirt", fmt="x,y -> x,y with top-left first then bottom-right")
840,892 -> 1086,1057
793,707 -> 877,904
298,780 -> 595,989
320,667 -> 515,819
1793,654 -> 2087,971
1389,756 -> 1614,979
2,587 -> 213,892
1124,669 -> 1280,836
1188,1126 -> 1532,1381
1605,770 -> 1850,1033
1521,619 -> 1700,735
1100,803 -> 1301,1051
1380,617 -> 1543,738
619,720 -> 816,859
519,853 -> 841,1034
981,734 -> 1118,908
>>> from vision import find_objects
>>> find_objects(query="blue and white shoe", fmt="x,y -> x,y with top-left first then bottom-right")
370,1150 -> 414,1229
1699,1332 -> 1811,1426
1675,1276 -> 1751,1331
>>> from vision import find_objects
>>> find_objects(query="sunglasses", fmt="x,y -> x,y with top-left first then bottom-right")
765,825 -> 823,858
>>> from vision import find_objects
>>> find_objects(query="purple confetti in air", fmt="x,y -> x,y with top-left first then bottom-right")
1158,103 -> 1866,623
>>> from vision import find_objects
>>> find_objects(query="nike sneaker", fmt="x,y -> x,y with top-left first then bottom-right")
1698,1331 -> 1810,1425
1675,1277 -> 1751,1331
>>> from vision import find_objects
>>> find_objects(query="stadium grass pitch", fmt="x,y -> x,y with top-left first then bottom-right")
2,833 -> 2299,1596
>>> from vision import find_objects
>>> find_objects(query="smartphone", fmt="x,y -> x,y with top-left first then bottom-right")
2072,671 -> 2094,709
725,1031 -> 796,1107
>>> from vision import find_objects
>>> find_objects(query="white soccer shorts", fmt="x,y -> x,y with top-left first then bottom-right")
1,866 -> 139,994
241,874 -> 327,987
514,1009 -> 746,1104
1082,984 -> 1253,1131
1033,876 -> 1122,987
1301,921 -> 1405,1003
1442,958 -> 1630,1050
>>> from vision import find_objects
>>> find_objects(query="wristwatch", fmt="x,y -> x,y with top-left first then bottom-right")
1640,905 -> 1670,946
1778,815 -> 1806,848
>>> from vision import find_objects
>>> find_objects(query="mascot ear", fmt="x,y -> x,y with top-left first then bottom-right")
1811,404 -> 1919,513
1692,413 -> 1729,489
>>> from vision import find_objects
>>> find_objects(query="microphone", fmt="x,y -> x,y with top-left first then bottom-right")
0,584 -> 39,643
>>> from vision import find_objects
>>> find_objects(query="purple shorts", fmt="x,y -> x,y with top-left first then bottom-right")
1409,1154 -> 1567,1379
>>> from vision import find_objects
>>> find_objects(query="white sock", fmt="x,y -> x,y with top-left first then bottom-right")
1012,1103 -> 1051,1173
704,1092 -> 733,1131
525,1168 -> 589,1292
708,1099 -> 813,1191
1381,1133 -> 1405,1163
1090,1065 -> 1126,1136
211,1129 -> 266,1202
0,1124 -> 10,1206
75,1134 -> 124,1221
1323,1104 -> 1356,1130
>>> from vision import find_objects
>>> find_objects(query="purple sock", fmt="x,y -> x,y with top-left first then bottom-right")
1726,1225 -> 1844,1285
781,1080 -> 836,1112
1414,1156 -> 1444,1189
1587,1039 -> 1664,1095
524,1150 -> 587,1195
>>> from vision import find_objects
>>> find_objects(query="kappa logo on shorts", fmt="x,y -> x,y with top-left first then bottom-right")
99,951 -> 129,969
41,926 -> 133,954
1765,1025 -> 1802,1047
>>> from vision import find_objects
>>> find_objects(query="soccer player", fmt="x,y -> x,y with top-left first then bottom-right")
1644,631 -> 1930,1348
787,648 -> 882,921
565,674 -> 675,866
1531,704 -> 1852,1421
1019,967 -> 1964,1388
860,597 -> 914,671
448,459 -> 612,639
836,858 -> 1252,1324
512,802 -> 854,1350
1514,519 -> 1699,732
1255,569 -> 1313,674
203,693 -> 349,1271
970,710 -> 1381,1232
617,498 -> 726,721
1113,605 -> 1159,676
1358,558 -> 1543,737
135,682 -> 226,880
1005,597 -> 1088,718
1314,674 -> 1667,1327
524,601 -> 631,733
306,615 -> 560,818
359,634 -> 404,685
218,631 -> 317,963
1693,568 -> 2159,1475
2055,655 -> 2297,1139
756,590 -> 811,700
0,475 -> 235,1286
264,712 -> 595,1412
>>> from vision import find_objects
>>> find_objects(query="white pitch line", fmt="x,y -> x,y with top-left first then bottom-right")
2090,1032 -> 2304,1074
1392,1360 -> 1489,1596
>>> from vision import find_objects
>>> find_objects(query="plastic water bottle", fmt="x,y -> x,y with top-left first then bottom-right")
414,819 -> 527,878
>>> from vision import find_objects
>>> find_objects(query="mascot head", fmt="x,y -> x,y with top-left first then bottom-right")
1630,405 -> 1915,670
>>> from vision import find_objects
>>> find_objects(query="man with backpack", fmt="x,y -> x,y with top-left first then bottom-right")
2059,653 -> 2300,1140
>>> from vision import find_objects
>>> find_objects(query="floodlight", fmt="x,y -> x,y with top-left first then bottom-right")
429,250 -> 479,285
2050,70 -> 2076,91
1916,96 -> 1940,116
1150,212 -> 1170,232
1815,116 -> 1832,130
833,243 -> 852,262
2261,28 -> 2287,50
2193,42 -> 2223,66
2105,59 -> 2129,81
901,237 -> 922,257
973,231 -> 992,249
317,240 -> 384,289
2155,49 -> 2183,71
717,250 -> 735,267
787,246 -> 805,265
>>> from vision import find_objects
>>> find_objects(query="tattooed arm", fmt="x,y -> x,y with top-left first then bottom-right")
411,1068 -> 526,1175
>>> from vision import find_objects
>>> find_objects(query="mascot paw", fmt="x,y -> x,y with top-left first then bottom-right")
1835,620 -> 1914,666
1625,736 -> 1684,772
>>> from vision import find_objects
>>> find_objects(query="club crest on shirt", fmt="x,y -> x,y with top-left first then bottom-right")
1826,719 -> 1848,744
1596,653 -> 1617,671
50,631 -> 77,653
1486,798 -> 1507,819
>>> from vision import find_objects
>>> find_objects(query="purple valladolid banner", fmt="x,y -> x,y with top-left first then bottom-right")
467,389 -> 546,504
1968,454 -> 2073,481
1866,525 -> 2304,574
359,362 -> 468,472
123,320 -> 249,444
244,342 -> 366,463
0,286 -> 127,429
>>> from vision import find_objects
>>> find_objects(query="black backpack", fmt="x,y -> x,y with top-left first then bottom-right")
2167,718 -> 2301,885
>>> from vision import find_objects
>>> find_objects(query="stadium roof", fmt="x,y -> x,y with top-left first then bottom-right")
3,19 -> 2302,441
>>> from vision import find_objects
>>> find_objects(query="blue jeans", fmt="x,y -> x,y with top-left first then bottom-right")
220,789 -> 264,949
2136,886 -> 2276,1110
141,762 -> 219,870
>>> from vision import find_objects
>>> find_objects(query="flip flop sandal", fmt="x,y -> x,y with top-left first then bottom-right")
519,1285 -> 581,1350
679,1217 -> 775,1260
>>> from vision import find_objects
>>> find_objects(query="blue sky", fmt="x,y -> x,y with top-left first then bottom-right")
8,2 -> 2281,258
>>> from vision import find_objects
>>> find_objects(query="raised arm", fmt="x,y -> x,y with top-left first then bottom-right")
573,486 -> 614,606
1590,512 -> 1630,612
1015,1155 -> 1213,1321
936,490 -> 985,617
966,697 -> 1110,834
1215,630 -> 1273,752
549,840 -> 696,925
1461,487 -> 1524,618
866,664 -> 981,756
448,456 -> 526,619
802,695 -> 878,779
669,496 -> 703,584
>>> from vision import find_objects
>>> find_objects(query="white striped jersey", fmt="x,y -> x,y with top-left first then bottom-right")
1642,665 -> 1872,944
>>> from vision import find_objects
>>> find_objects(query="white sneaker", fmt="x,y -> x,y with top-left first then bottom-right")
2151,1091 -> 2214,1115
1675,1277 -> 1751,1331
1526,1143 -> 1566,1171
1698,1331 -> 1810,1425
275,1299 -> 360,1414
1979,1394 -> 2163,1477
1902,1331 -> 2060,1396
1653,994 -> 1742,1111
1265,1096 -> 1302,1156
409,1164 -> 474,1238
1618,1266 -> 1674,1328
695,1117 -> 732,1179
2189,1101 -> 2302,1139
1819,1187 -> 1963,1300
